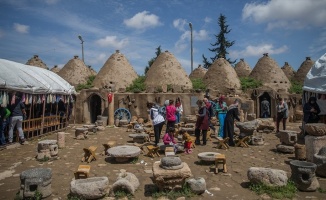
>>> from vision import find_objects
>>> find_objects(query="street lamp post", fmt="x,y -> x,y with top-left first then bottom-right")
78,35 -> 84,63
189,22 -> 193,72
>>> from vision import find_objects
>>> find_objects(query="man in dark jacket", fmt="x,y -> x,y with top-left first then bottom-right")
224,99 -> 240,146
8,92 -> 26,144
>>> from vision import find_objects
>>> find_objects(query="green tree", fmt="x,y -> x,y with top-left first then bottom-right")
202,14 -> 236,68
144,45 -> 162,74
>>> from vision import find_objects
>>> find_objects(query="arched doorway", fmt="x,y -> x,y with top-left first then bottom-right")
89,94 -> 102,123
259,92 -> 271,118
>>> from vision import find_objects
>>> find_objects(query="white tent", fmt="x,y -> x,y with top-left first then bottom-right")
303,53 -> 326,94
303,53 -> 326,115
0,59 -> 75,95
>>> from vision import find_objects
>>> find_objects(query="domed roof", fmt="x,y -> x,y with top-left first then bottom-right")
50,65 -> 61,73
93,50 -> 138,90
26,55 -> 48,70
189,65 -> 207,79
145,50 -> 192,89
203,57 -> 241,94
281,62 -> 295,80
249,53 -> 291,92
57,55 -> 93,86
234,58 -> 251,78
293,57 -> 314,84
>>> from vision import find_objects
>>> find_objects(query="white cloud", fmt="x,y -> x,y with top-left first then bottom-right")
242,0 -> 326,30
124,11 -> 161,30
204,17 -> 212,24
95,36 -> 129,49
173,18 -> 187,31
87,53 -> 107,68
230,44 -> 288,58
13,23 -> 29,34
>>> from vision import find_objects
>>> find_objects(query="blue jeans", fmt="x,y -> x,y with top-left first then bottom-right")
262,112 -> 269,118
8,116 -> 24,142
175,112 -> 181,123
0,119 -> 7,144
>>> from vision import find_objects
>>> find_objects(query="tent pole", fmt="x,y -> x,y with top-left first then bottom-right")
40,96 -> 46,135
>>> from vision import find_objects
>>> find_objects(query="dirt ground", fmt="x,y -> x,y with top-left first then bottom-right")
0,122 -> 326,200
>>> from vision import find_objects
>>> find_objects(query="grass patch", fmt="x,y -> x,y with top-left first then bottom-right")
152,184 -> 196,200
249,181 -> 297,199
67,193 -> 85,200
37,156 -> 50,162
76,75 -> 96,91
191,78 -> 206,91
115,190 -> 133,200
289,80 -> 303,94
240,77 -> 262,91
130,157 -> 139,164
318,187 -> 326,193
15,190 -> 43,200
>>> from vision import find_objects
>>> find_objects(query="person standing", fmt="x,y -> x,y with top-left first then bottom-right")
203,98 -> 216,135
148,103 -> 165,146
195,99 -> 209,145
8,92 -> 26,144
261,98 -> 270,118
0,106 -> 11,145
175,97 -> 183,124
224,99 -> 240,146
303,96 -> 321,124
165,100 -> 176,133
215,95 -> 228,138
276,97 -> 288,133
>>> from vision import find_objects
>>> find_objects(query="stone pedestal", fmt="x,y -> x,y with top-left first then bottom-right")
305,135 -> 326,162
75,128 -> 88,140
280,130 -> 298,146
289,160 -> 319,191
70,177 -> 108,199
305,123 -> 326,136
294,144 -> 306,160
57,132 -> 65,148
313,146 -> 326,177
152,161 -> 192,191
37,140 -> 58,159
20,168 -> 52,198
107,145 -> 141,162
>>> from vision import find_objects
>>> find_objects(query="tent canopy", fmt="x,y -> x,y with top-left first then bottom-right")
0,59 -> 75,95
303,53 -> 326,94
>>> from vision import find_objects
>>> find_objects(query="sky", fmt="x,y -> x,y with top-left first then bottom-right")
0,0 -> 326,76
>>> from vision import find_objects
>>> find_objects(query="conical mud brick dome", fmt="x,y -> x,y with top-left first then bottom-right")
145,50 -> 192,89
58,55 -> 93,86
93,50 -> 138,90
234,58 -> 251,78
293,57 -> 314,84
203,57 -> 241,93
50,65 -> 61,73
281,62 -> 295,80
26,55 -> 48,69
189,65 -> 207,79
249,53 -> 290,92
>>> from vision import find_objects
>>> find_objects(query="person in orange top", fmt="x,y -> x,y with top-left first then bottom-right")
179,129 -> 193,154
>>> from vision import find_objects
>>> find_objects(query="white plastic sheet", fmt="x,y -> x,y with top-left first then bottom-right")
0,59 -> 75,95
303,53 -> 326,94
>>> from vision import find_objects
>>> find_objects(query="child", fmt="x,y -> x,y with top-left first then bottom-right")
179,129 -> 193,154
163,127 -> 178,153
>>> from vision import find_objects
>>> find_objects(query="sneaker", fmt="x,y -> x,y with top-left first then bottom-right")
20,138 -> 25,145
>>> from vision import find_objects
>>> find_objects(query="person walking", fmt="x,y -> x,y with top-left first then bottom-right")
148,102 -> 165,146
8,92 -> 26,144
276,97 -> 288,133
165,100 -> 176,133
261,98 -> 270,118
224,99 -> 240,146
195,99 -> 209,145
215,95 -> 227,138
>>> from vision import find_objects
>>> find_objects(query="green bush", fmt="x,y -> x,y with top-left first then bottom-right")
191,78 -> 206,91
152,184 -> 195,200
249,181 -> 297,199
240,77 -> 262,91
126,76 -> 146,93
76,75 -> 96,91
289,80 -> 303,94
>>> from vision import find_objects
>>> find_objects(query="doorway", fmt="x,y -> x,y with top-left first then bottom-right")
89,94 -> 102,123
259,92 -> 271,118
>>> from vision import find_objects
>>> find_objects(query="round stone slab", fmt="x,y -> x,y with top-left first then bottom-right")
198,152 -> 221,162
160,156 -> 184,170
107,145 -> 141,162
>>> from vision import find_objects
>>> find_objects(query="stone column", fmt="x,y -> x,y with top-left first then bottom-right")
57,132 -> 65,148
108,91 -> 114,126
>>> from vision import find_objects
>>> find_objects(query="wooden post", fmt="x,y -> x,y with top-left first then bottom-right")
40,95 -> 46,135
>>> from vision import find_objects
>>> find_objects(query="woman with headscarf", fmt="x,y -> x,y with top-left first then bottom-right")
195,99 -> 209,145
215,95 -> 228,138
223,99 -> 240,146
276,97 -> 289,133
303,96 -> 321,124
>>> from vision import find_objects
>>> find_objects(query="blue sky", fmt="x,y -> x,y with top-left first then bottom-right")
0,0 -> 325,75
